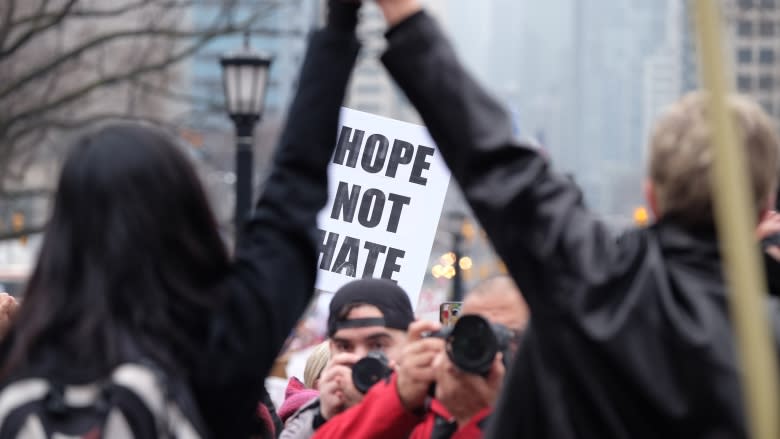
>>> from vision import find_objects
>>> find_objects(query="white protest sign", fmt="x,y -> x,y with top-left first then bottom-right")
315,108 -> 451,309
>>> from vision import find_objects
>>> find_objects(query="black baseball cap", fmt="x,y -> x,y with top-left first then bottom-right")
327,278 -> 415,337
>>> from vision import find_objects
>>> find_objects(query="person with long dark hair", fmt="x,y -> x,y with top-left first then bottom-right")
0,1 -> 362,437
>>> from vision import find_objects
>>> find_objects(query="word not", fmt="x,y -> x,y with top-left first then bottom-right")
330,182 -> 411,233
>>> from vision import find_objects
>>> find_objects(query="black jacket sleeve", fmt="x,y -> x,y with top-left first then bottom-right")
195,28 -> 360,439
381,12 -> 631,316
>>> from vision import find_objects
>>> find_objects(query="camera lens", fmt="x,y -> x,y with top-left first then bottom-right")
352,351 -> 392,394
447,315 -> 499,375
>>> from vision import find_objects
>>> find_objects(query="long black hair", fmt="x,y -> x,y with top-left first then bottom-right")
2,122 -> 230,379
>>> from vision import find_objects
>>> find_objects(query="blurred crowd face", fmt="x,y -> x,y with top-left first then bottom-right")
461,288 -> 529,339
329,305 -> 407,365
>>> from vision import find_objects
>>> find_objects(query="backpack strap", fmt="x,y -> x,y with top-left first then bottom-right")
0,379 -> 49,423
112,364 -> 202,439
0,379 -> 111,439
0,364 -> 204,439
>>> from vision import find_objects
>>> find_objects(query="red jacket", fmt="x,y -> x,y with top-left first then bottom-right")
312,373 -> 489,439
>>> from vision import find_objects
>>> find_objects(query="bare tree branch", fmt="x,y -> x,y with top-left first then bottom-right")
41,113 -> 176,132
2,28 -> 213,100
135,79 -> 224,110
6,34 -> 227,128
5,113 -> 176,148
6,1 -> 220,28
0,1 -> 282,100
2,14 -> 283,126
0,0 -> 18,49
0,0 -> 79,59
0,0 -> 293,194
0,127 -> 50,187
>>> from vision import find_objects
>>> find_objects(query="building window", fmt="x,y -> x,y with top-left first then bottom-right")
738,48 -> 753,63
760,20 -> 775,36
740,0 -> 754,7
739,20 -> 754,36
761,0 -> 775,7
738,75 -> 754,91
759,48 -> 775,64
759,75 -> 774,90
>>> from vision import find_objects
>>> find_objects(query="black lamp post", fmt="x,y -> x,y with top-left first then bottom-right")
449,211 -> 466,301
220,33 -> 272,241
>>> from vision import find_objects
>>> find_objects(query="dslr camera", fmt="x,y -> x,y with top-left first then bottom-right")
351,351 -> 393,394
428,314 -> 514,376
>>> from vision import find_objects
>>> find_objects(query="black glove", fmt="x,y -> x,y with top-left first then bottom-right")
328,0 -> 361,32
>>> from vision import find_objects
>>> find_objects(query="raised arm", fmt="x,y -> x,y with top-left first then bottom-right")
196,3 -> 362,437
378,5 -> 628,313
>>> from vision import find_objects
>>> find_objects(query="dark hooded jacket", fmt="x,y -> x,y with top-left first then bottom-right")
381,11 -> 780,439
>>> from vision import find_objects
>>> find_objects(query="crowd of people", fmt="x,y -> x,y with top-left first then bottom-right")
1,0 -> 780,438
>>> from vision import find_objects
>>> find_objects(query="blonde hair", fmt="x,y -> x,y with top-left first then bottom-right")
303,341 -> 330,389
648,91 -> 780,226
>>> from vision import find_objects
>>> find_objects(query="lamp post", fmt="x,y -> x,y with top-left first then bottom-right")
449,211 -> 466,302
220,33 -> 272,241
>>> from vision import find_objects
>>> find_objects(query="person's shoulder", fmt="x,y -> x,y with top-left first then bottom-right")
279,397 -> 321,439
295,397 -> 320,414
608,220 -> 681,265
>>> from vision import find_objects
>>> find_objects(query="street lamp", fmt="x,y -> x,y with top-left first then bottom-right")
448,211 -> 466,301
220,33 -> 272,240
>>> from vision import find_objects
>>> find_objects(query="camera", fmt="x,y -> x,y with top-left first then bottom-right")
351,351 -> 393,394
428,314 -> 514,376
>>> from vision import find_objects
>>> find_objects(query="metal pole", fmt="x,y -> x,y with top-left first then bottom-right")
234,121 -> 255,241
694,1 -> 779,438
452,230 -> 464,301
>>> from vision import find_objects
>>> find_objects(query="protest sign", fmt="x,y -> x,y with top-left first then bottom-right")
315,108 -> 451,309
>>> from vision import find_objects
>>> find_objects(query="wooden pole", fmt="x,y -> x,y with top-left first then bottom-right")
693,1 -> 780,437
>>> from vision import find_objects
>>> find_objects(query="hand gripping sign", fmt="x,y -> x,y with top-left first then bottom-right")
316,108 -> 451,309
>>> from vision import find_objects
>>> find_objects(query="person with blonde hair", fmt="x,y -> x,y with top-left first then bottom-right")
303,341 -> 331,390
366,1 -> 780,438
277,342 -> 332,427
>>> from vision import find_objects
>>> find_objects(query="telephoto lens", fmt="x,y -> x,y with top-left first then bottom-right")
446,315 -> 513,376
351,351 -> 393,394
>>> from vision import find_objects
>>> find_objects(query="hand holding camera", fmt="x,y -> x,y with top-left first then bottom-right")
433,350 -> 505,426
319,352 -> 363,420
395,320 -> 444,412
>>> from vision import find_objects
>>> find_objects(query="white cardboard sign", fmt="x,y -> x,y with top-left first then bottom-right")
315,108 -> 451,309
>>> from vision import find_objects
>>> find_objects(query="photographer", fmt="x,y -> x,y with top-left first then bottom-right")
427,276 -> 528,436
312,276 -> 529,439
280,278 -> 414,439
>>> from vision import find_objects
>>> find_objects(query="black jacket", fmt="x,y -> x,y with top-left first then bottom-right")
382,11 -> 780,439
191,28 -> 359,438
